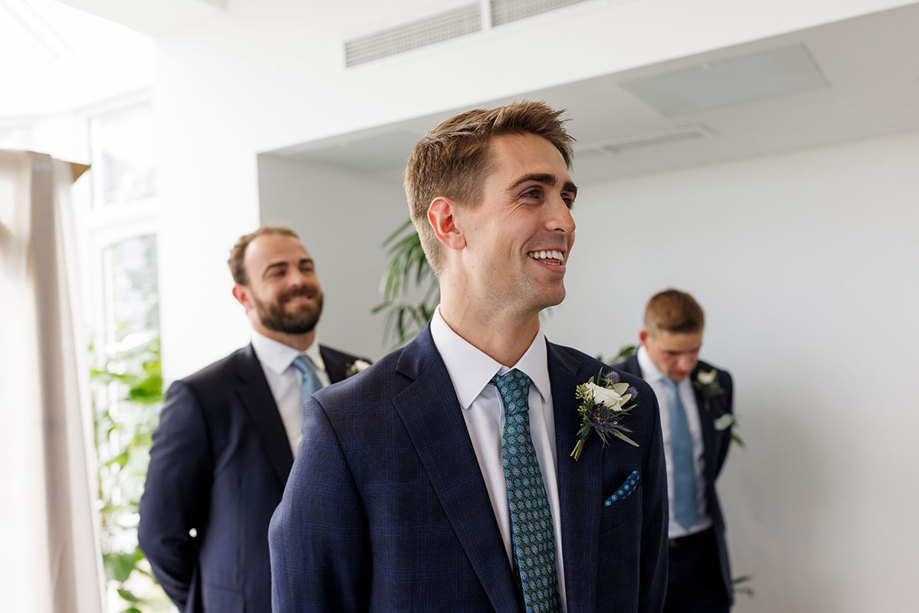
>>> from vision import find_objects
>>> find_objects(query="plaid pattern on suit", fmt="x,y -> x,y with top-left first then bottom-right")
269,326 -> 669,612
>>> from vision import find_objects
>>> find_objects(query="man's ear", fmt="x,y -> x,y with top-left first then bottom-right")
639,329 -> 650,348
427,197 -> 466,251
232,284 -> 250,310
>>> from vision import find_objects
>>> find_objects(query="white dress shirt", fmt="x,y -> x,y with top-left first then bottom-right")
250,331 -> 330,455
430,307 -> 567,611
637,345 -> 712,538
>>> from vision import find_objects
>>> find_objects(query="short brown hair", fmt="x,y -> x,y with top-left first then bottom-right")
404,100 -> 574,274
227,226 -> 299,285
644,289 -> 705,335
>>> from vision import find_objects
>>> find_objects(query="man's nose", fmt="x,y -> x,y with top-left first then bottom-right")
550,197 -> 576,234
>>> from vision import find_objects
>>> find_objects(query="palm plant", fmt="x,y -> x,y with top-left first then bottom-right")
372,219 -> 439,347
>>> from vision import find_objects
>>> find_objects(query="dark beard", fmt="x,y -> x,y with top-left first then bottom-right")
254,288 -> 324,334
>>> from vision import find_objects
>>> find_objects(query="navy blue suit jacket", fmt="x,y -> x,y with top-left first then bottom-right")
138,343 -> 365,613
615,355 -> 734,604
269,327 -> 668,612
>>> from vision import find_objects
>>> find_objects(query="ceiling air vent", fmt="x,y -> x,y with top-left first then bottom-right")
345,4 -> 481,67
490,0 -> 593,26
579,124 -> 712,156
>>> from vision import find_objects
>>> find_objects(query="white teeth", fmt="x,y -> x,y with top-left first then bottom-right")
529,250 -> 564,262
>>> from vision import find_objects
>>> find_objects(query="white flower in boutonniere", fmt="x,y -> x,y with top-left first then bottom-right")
571,369 -> 640,461
693,368 -> 725,405
345,359 -> 371,378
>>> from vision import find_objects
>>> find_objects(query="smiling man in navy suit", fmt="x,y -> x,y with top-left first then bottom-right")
269,101 -> 668,613
616,289 -> 734,613
138,226 -> 367,613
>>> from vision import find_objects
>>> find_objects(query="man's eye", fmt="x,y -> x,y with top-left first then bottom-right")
522,188 -> 541,199
562,195 -> 575,208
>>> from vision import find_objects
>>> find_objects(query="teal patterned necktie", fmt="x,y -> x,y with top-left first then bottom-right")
291,354 -> 323,410
491,369 -> 561,613
663,377 -> 698,530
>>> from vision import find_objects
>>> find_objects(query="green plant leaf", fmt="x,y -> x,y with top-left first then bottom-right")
116,587 -> 142,603
103,552 -> 138,583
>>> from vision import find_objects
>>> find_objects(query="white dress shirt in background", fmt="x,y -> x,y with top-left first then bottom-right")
637,345 -> 712,538
250,331 -> 330,455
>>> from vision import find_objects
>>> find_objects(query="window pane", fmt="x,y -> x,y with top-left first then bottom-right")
101,234 -> 159,346
90,104 -> 155,208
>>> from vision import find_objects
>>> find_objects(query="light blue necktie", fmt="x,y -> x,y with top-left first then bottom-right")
291,354 -> 323,410
491,369 -> 561,613
663,377 -> 698,531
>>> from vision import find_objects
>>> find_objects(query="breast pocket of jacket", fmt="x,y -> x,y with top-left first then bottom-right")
600,469 -> 642,534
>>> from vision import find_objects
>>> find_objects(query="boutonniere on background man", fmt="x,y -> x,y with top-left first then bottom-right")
571,369 -> 640,461
695,368 -> 745,448
345,359 -> 371,378
693,368 -> 724,404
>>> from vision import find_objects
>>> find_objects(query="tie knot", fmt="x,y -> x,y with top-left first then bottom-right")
291,354 -> 314,376
490,369 -> 531,416
663,377 -> 679,393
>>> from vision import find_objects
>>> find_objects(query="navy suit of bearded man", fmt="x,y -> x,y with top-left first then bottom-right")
138,227 -> 367,613
270,102 -> 669,613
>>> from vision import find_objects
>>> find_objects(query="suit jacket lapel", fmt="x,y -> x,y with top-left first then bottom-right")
691,366 -> 717,481
550,343 -> 601,613
392,328 -> 520,612
235,344 -> 294,487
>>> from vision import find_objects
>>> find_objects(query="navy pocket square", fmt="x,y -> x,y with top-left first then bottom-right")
604,470 -> 640,507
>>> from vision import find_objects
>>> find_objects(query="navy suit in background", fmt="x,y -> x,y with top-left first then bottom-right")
138,343 -> 364,613
269,326 -> 669,613
616,355 -> 734,610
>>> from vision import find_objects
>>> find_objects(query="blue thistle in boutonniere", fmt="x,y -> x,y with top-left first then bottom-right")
570,369 -> 639,461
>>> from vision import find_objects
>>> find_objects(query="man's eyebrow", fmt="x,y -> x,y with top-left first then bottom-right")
508,173 -> 578,197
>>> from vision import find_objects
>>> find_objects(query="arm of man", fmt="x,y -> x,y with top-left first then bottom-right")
138,380 -> 213,610
638,386 -> 669,612
269,395 -> 370,613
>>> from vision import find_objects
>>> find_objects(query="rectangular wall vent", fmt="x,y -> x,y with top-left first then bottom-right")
345,4 -> 481,67
490,0 -> 592,26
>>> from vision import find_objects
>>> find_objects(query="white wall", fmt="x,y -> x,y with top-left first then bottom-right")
546,130 -> 919,612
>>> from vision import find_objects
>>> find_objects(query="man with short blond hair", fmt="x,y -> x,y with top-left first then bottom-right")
617,288 -> 735,613
139,227 -> 367,613
270,101 -> 668,612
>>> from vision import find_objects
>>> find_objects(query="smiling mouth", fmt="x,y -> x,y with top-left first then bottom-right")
528,250 -> 565,265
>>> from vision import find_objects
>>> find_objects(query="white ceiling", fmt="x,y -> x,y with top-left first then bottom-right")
0,0 -> 153,117
273,3 -> 919,184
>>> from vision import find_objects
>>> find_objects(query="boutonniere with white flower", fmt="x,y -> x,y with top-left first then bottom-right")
571,369 -> 640,461
693,368 -> 724,407
345,359 -> 371,378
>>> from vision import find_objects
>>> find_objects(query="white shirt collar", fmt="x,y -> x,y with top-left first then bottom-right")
250,330 -> 326,375
637,344 -> 666,383
430,306 -> 550,410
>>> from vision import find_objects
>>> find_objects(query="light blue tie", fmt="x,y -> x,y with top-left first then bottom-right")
663,378 -> 698,530
291,354 -> 323,410
491,369 -> 561,613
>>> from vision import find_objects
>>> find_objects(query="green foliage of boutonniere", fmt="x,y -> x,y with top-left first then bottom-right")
693,368 -> 725,402
345,359 -> 371,378
571,369 -> 640,461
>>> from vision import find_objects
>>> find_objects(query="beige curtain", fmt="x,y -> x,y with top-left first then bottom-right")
0,150 -> 104,613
